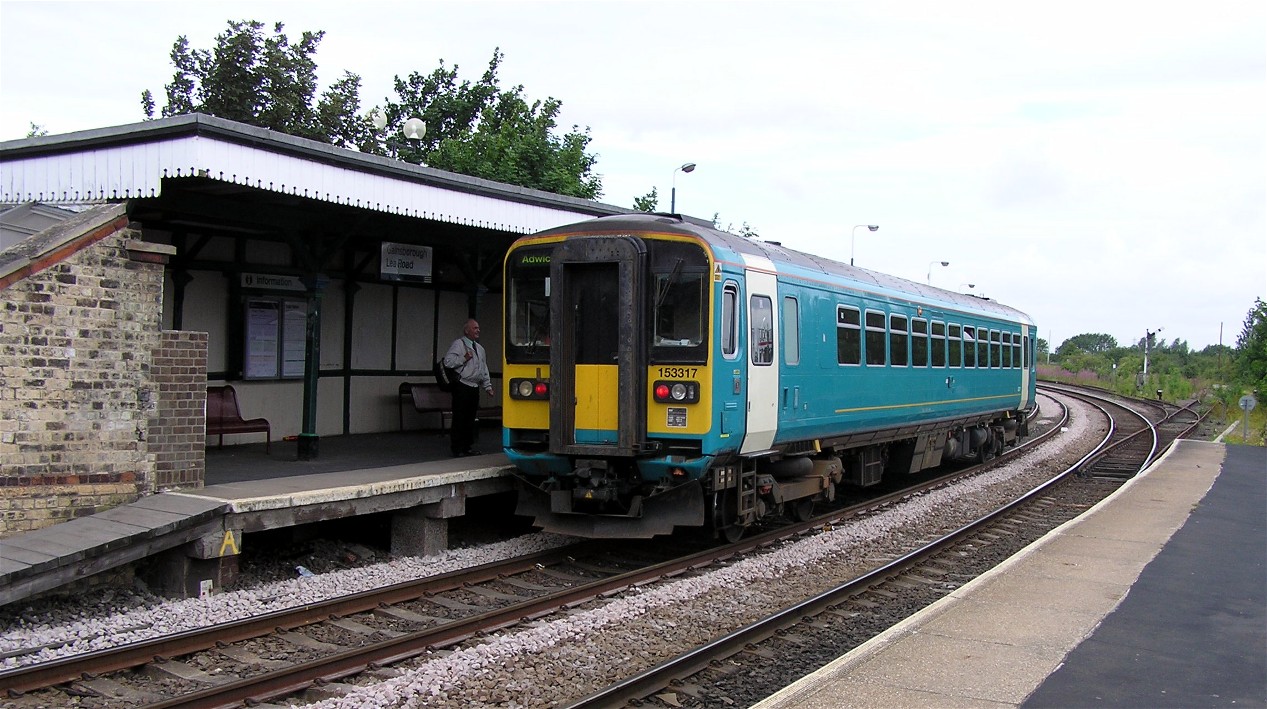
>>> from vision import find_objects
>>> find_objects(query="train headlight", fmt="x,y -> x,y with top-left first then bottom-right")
652,380 -> 700,404
510,378 -> 549,400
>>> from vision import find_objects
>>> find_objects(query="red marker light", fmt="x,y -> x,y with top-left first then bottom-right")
534,381 -> 549,397
654,383 -> 670,400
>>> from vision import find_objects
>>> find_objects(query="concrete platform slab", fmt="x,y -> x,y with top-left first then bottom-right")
756,440 -> 1264,709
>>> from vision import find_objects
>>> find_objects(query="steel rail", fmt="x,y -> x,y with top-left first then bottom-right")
143,400 -> 1071,708
4,395 -> 1070,704
563,391 -> 1116,708
0,546 -> 591,694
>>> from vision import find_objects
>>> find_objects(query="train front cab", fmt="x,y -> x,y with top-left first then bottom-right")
503,230 -> 726,537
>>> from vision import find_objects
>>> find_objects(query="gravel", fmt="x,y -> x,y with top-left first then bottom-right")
300,394 -> 1093,708
1,393 -> 1093,709
0,533 -> 577,669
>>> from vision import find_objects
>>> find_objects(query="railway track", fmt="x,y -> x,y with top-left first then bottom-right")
2,392 -> 1084,708
559,385 -> 1201,707
1041,383 -> 1207,479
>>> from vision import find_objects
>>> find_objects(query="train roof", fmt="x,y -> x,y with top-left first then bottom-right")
530,213 -> 1035,327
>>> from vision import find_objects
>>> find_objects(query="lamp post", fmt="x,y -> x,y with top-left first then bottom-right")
959,283 -> 977,297
927,260 -> 949,284
670,162 -> 696,213
850,224 -> 879,266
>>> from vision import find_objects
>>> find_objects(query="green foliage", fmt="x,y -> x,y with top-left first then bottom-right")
633,187 -> 659,212
380,48 -> 601,199
1056,332 -> 1117,356
1042,323 -> 1249,407
142,25 -> 601,198
1235,297 -> 1267,396
141,21 -> 374,148
25,123 -> 47,138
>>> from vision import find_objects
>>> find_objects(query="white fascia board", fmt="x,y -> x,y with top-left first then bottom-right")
1,134 -> 606,234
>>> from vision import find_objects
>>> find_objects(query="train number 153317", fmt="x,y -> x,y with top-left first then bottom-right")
656,367 -> 698,379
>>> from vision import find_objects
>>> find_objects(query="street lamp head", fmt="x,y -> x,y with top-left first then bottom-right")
940,261 -> 949,267
679,162 -> 696,174
867,225 -> 879,232
402,117 -> 426,141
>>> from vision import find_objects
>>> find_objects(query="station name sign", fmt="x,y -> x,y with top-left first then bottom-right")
381,241 -> 433,282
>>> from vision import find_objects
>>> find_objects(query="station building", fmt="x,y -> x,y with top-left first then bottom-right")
0,113 -> 626,538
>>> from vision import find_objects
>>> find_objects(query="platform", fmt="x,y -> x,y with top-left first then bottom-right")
0,429 -> 515,605
754,440 -> 1266,708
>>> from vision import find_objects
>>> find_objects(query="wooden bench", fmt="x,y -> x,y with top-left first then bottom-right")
206,385 -> 271,453
398,382 -> 502,431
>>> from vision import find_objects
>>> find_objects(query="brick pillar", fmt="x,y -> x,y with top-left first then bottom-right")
149,331 -> 209,489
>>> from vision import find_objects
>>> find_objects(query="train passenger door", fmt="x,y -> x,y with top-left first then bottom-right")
1020,324 -> 1032,410
548,236 -> 648,456
741,255 -> 778,454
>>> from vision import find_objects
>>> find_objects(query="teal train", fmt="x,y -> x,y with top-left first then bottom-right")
502,214 -> 1037,539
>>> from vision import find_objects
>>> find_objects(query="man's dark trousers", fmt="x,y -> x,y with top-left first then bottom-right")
450,383 -> 480,455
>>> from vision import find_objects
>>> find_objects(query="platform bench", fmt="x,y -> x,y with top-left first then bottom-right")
398,382 -> 502,431
206,385 -> 271,453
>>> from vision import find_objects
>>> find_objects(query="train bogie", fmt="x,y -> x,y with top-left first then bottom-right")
503,214 -> 1038,539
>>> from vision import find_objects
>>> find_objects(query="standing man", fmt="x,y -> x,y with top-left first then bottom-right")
442,318 -> 494,457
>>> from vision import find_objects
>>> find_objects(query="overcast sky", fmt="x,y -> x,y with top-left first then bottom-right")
2,1 -> 1263,351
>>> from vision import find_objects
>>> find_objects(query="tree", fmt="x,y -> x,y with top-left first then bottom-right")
143,25 -> 602,198
633,188 -> 659,212
380,49 -> 601,199
1235,297 -> 1267,394
25,123 -> 47,138
1057,333 -> 1118,356
141,21 -> 374,149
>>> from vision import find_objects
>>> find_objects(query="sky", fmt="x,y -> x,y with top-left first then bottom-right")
1,0 -> 1263,351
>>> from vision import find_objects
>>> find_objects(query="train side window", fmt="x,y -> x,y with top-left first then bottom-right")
912,318 -> 928,367
722,282 -> 738,359
1023,335 -> 1031,369
751,295 -> 774,366
836,306 -> 861,365
783,296 -> 800,365
890,314 -> 909,367
978,328 -> 990,368
1012,333 -> 1022,368
865,310 -> 887,366
1002,332 -> 1013,368
931,321 -> 946,367
991,330 -> 1002,369
948,324 -> 962,367
963,326 -> 977,368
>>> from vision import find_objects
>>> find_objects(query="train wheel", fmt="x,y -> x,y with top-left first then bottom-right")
710,489 -> 747,543
791,498 -> 815,522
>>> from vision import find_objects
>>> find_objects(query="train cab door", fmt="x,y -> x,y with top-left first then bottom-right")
1020,323 -> 1032,410
548,236 -> 648,457
740,254 -> 779,454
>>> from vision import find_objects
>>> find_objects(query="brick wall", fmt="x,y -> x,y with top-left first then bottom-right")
149,331 -> 208,489
0,211 -> 203,537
